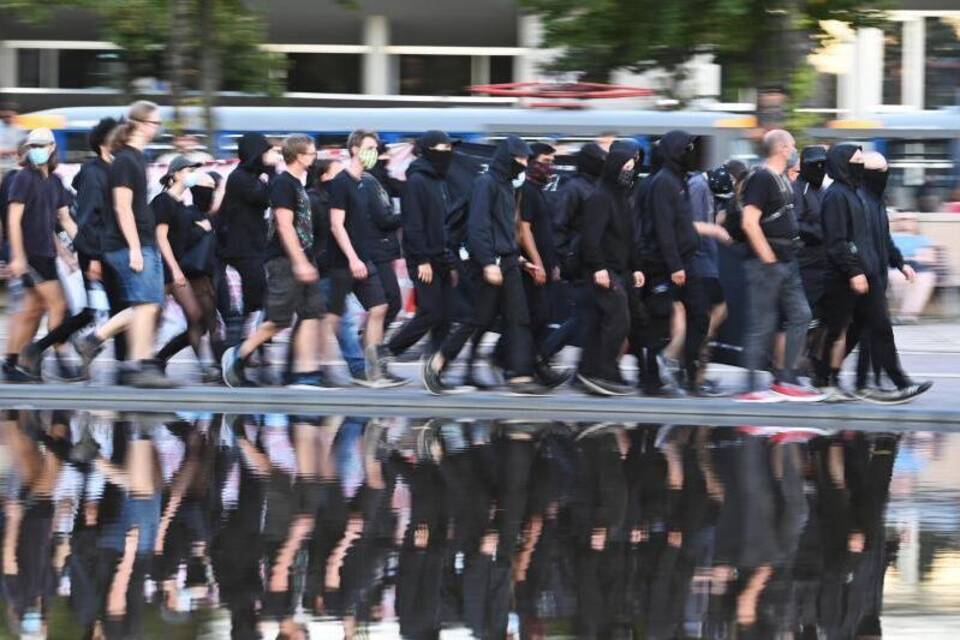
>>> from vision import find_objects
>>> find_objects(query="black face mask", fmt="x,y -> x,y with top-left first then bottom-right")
191,186 -> 215,213
863,169 -> 888,196
424,148 -> 453,177
847,162 -> 864,188
510,159 -> 526,179
800,162 -> 826,189
681,143 -> 698,172
617,167 -> 636,189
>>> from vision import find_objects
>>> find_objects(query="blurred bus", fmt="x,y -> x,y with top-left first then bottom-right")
808,108 -> 960,212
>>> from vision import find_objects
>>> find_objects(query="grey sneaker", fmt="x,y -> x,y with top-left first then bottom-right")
76,333 -> 104,374
16,343 -> 43,380
125,363 -> 178,389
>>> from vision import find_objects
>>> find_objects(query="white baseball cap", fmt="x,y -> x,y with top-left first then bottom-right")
25,128 -> 55,146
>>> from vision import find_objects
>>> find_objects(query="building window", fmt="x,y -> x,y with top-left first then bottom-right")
490,56 -> 513,85
925,17 -> 960,109
399,55 -> 471,96
882,22 -> 903,105
287,53 -> 362,94
58,50 -> 116,89
17,49 -> 41,88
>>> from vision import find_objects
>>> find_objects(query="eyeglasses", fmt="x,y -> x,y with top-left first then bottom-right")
135,118 -> 162,126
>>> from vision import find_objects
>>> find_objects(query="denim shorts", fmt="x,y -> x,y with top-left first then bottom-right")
103,245 -> 164,306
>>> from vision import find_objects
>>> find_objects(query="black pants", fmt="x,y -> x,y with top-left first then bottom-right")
848,277 -> 908,389
677,275 -> 710,383
387,261 -> 453,356
439,257 -> 534,378
578,275 -> 630,382
376,260 -> 402,328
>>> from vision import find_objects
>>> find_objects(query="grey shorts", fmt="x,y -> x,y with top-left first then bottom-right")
264,257 -> 326,327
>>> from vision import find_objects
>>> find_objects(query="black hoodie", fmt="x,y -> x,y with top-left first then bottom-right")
71,156 -> 111,258
556,143 -> 605,279
402,156 -> 450,266
467,135 -> 531,267
581,140 -> 642,276
361,171 -> 402,263
221,133 -> 273,259
859,176 -> 904,287
644,130 -> 699,274
821,144 -> 875,279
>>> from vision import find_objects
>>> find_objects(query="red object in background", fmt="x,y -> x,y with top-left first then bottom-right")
469,81 -> 654,101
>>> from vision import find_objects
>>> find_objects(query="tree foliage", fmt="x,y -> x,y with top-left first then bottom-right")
519,0 -> 889,98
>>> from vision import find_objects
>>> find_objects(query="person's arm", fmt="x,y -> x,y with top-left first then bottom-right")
276,207 -> 317,283
7,201 -> 26,276
651,182 -> 685,281
328,177 -> 367,279
742,204 -> 777,264
466,178 -> 496,268
796,189 -> 823,246
155,223 -> 184,287
234,170 -> 270,209
582,192 -> 610,288
519,221 -> 546,285
821,195 -> 863,278
57,205 -> 78,240
113,186 -> 143,269
401,176 -> 433,283
366,178 -> 402,231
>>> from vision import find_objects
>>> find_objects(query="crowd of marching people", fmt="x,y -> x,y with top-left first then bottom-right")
0,100 -> 933,403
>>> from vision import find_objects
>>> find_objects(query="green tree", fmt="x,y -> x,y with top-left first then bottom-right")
519,0 -> 888,105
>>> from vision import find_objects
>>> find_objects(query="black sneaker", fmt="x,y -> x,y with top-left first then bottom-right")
350,370 -> 383,388
575,373 -> 632,397
76,333 -> 104,376
875,381 -> 933,405
201,365 -> 222,385
463,364 -> 496,391
53,352 -> 88,382
17,343 -> 43,380
125,362 -> 179,389
221,347 -> 255,388
504,376 -> 552,396
534,356 -> 573,390
695,379 -> 727,398
643,383 -> 687,399
422,353 -> 449,395
286,371 -> 340,390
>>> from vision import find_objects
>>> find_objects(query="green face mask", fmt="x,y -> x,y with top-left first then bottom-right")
358,147 -> 379,170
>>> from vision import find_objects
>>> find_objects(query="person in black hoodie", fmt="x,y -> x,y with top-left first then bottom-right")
378,130 -> 458,373
576,139 -> 645,395
220,132 -> 281,328
423,135 -> 548,395
644,130 -> 709,394
794,145 -> 829,374
846,151 -> 931,403
815,143 -> 872,398
362,147 -> 403,328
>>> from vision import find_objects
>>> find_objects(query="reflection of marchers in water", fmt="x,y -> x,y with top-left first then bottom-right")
0,412 -> 904,640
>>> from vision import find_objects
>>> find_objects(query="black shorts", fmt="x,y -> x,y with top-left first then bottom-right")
264,257 -> 326,327
327,264 -> 387,316
703,277 -> 726,307
25,255 -> 58,288
225,256 -> 266,314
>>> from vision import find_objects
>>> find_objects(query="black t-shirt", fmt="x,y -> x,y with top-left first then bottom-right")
327,170 -> 375,268
520,182 -> 559,272
104,145 -> 154,251
7,167 -> 72,258
152,191 -> 194,260
741,167 -> 799,261
266,171 -> 314,261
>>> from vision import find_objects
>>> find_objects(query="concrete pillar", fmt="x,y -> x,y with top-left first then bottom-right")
40,49 -> 58,88
362,14 -> 390,95
855,27 -> 884,116
471,56 -> 490,87
0,43 -> 16,87
901,17 -> 926,109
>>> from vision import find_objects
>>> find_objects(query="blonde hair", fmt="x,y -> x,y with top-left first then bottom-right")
282,134 -> 315,164
111,100 -> 159,151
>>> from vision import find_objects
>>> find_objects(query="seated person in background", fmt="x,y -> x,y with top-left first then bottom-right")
888,212 -> 937,323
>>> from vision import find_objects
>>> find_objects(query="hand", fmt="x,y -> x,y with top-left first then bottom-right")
172,269 -> 188,288
483,264 -> 503,286
671,269 -> 686,287
194,219 -> 213,232
633,271 -> 645,288
901,264 -> 917,282
524,260 -> 546,285
594,269 -> 610,289
129,248 -> 144,273
449,267 -> 459,288
715,226 -> 733,245
349,258 -> 368,280
850,274 -> 869,294
417,262 -> 433,284
87,259 -> 102,282
9,257 -> 27,278
294,261 -> 319,283
194,173 -> 215,188
552,266 -> 561,282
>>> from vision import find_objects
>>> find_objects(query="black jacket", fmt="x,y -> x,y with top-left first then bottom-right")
821,144 -> 875,279
308,182 -> 332,271
794,176 -> 827,271
220,133 -> 272,259
402,156 -> 451,267
556,143 -> 605,280
362,172 -> 402,263
71,156 -> 111,258
467,136 -> 529,267
644,131 -> 699,274
581,140 -> 642,276
859,184 -> 904,286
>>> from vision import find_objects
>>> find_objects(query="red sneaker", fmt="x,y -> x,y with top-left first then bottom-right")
733,389 -> 784,403
770,382 -> 825,402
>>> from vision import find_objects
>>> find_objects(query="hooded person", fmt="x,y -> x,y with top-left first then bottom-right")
379,130 -> 463,379
575,139 -> 645,396
220,133 -> 279,320
795,145 -> 829,310
814,142 -> 873,395
845,151 -> 932,403
361,145 -> 403,328
641,130 -> 709,394
423,135 -> 550,395
556,142 -> 606,281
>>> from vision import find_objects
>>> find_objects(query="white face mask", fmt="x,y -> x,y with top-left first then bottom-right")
512,173 -> 525,189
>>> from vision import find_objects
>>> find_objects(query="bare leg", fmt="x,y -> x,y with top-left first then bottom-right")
128,304 -> 159,362
293,318 -> 321,373
364,304 -> 387,348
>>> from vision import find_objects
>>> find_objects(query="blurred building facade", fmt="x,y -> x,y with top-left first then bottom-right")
0,0 -> 956,115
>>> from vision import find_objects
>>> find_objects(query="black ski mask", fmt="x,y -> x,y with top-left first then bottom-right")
510,159 -> 526,179
424,148 -> 453,177
847,162 -> 865,188
800,161 -> 826,189
191,186 -> 215,213
863,169 -> 889,196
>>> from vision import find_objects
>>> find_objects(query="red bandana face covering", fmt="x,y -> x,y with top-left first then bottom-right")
525,160 -> 554,186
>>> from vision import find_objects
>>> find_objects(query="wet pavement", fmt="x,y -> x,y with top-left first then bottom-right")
0,411 -> 958,638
